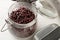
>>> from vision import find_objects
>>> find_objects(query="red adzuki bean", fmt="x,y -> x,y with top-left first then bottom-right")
10,7 -> 35,24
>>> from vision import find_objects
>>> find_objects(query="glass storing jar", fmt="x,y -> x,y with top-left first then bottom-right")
12,0 -> 37,3
35,0 -> 58,18
8,2 -> 37,38
1,2 -> 37,38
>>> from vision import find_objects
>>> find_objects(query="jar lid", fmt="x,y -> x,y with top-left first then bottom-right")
12,0 -> 37,3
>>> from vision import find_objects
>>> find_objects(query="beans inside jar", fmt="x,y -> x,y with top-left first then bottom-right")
10,7 -> 35,24
9,7 -> 37,38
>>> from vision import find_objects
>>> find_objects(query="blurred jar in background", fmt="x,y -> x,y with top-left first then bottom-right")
35,0 -> 58,18
12,0 -> 37,3
47,0 -> 60,16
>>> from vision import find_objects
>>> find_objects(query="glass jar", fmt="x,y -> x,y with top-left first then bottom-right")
35,0 -> 58,18
12,0 -> 37,3
1,2 -> 37,38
